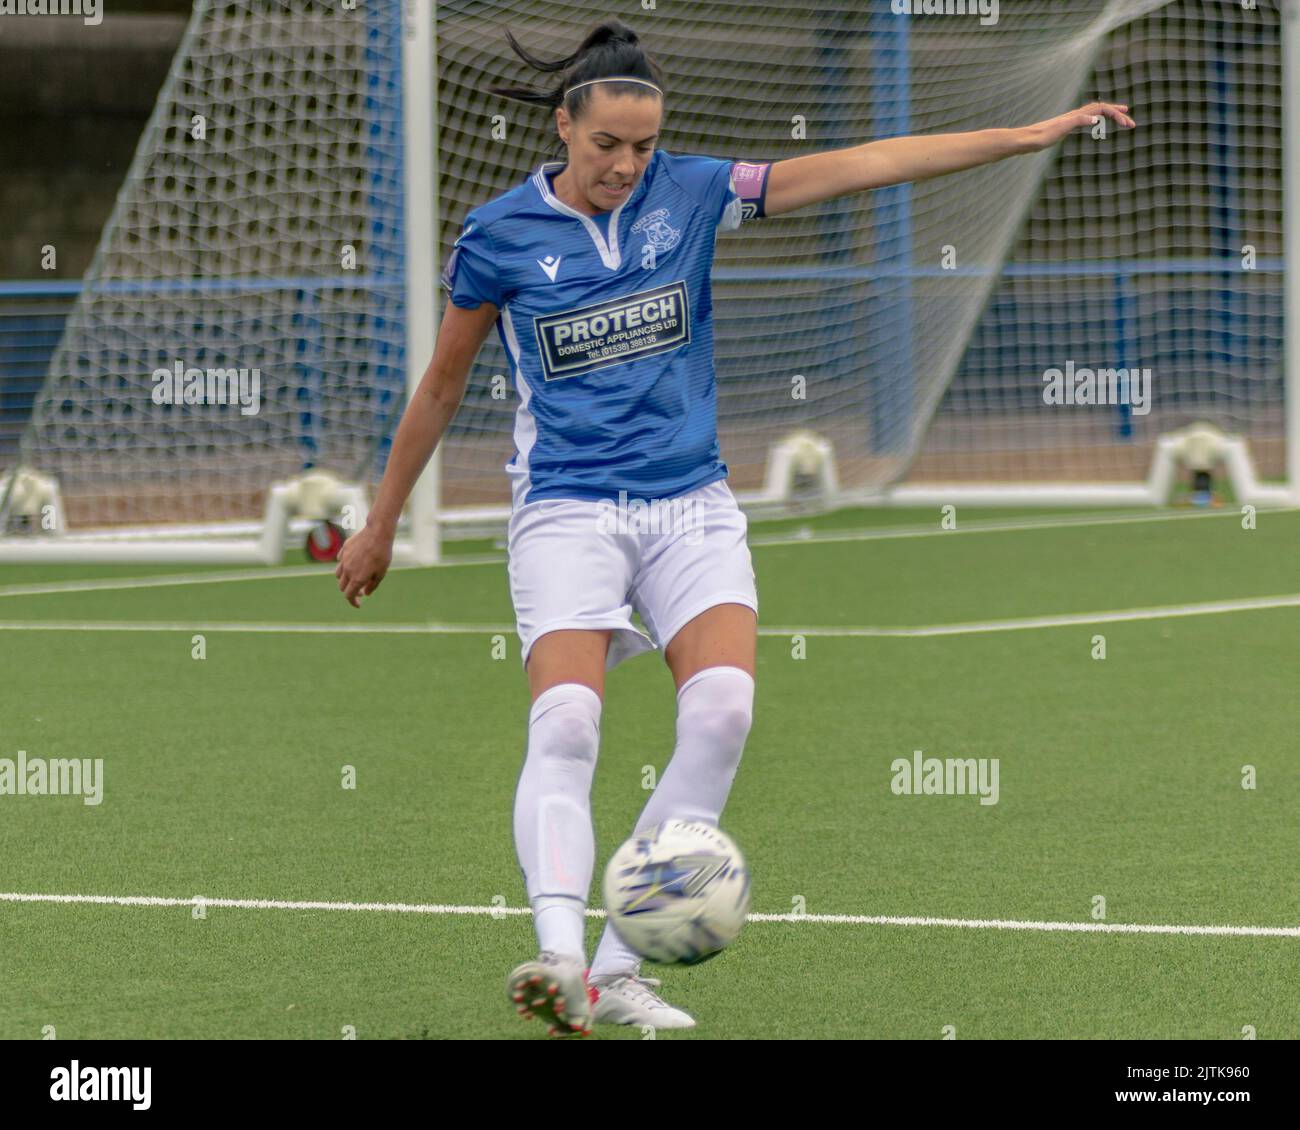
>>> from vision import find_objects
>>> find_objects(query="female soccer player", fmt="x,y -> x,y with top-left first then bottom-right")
336,19 -> 1134,1037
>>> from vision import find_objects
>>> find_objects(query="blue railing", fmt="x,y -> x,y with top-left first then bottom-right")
0,257 -> 1284,460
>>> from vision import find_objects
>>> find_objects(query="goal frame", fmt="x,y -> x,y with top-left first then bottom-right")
1,1 -> 1295,565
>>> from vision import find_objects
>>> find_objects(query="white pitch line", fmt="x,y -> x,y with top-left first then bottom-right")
0,892 -> 536,916
0,555 -> 504,599
748,504 -> 1300,550
1,593 -> 1297,638
746,913 -> 1300,938
4,506 -> 1294,602
760,593 -> 1300,637
0,564 -> 335,600
1,892 -> 1294,938
0,620 -> 512,634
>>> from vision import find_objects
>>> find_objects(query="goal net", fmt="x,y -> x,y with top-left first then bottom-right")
3,0 -> 1292,561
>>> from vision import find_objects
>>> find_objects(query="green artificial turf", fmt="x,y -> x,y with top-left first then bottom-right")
0,506 -> 1296,1038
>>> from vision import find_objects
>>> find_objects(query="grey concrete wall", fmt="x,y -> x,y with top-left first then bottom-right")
0,12 -> 187,278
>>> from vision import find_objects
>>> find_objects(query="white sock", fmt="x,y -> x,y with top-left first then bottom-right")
513,682 -> 602,963
589,666 -> 754,979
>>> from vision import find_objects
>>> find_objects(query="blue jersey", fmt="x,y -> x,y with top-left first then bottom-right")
439,150 -> 771,508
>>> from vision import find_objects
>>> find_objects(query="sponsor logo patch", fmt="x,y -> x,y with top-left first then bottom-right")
533,280 -> 690,381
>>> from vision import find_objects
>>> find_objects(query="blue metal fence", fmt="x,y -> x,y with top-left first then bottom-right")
2,256 -> 1282,465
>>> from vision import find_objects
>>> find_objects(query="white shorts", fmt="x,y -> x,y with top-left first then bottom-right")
507,478 -> 758,670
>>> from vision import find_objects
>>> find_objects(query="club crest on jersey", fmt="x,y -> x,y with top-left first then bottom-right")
631,208 -> 681,255
533,280 -> 691,381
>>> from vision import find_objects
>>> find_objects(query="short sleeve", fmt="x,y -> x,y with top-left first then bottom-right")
660,152 -> 772,233
658,153 -> 735,230
440,218 -> 502,310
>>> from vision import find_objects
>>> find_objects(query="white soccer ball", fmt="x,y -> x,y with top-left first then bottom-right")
602,819 -> 750,964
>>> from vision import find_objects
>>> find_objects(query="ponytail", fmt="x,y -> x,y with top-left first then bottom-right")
488,19 -> 665,151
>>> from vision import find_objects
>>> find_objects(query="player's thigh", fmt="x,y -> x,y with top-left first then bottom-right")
527,628 -> 613,702
510,497 -> 652,688
664,603 -> 757,693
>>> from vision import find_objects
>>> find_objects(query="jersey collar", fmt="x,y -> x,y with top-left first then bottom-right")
531,159 -> 648,271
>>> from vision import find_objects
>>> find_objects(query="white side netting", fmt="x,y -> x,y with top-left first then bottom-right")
19,0 -> 407,528
915,0 -> 1285,484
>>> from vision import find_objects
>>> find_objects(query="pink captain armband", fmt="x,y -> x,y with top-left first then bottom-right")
730,160 -> 772,222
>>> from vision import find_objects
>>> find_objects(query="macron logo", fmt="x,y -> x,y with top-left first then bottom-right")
537,254 -> 562,282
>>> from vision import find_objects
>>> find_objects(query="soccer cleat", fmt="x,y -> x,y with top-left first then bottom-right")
588,971 -> 696,1030
506,951 -> 595,1037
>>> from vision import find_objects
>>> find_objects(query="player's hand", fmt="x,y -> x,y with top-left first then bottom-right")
335,523 -> 393,608
1024,102 -> 1135,151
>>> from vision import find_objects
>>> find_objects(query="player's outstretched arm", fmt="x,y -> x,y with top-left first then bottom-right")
335,298 -> 499,607
762,101 -> 1135,217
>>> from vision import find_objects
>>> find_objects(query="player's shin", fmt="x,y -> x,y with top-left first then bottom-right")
589,666 -> 754,977
512,683 -> 602,962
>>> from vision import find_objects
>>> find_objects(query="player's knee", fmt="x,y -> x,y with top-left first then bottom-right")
701,703 -> 753,754
543,709 -> 599,765
679,685 -> 753,757
530,696 -> 600,770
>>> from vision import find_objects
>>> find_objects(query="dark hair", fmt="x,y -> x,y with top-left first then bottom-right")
488,19 -> 665,154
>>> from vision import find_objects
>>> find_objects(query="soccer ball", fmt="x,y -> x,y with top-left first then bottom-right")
602,819 -> 750,964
